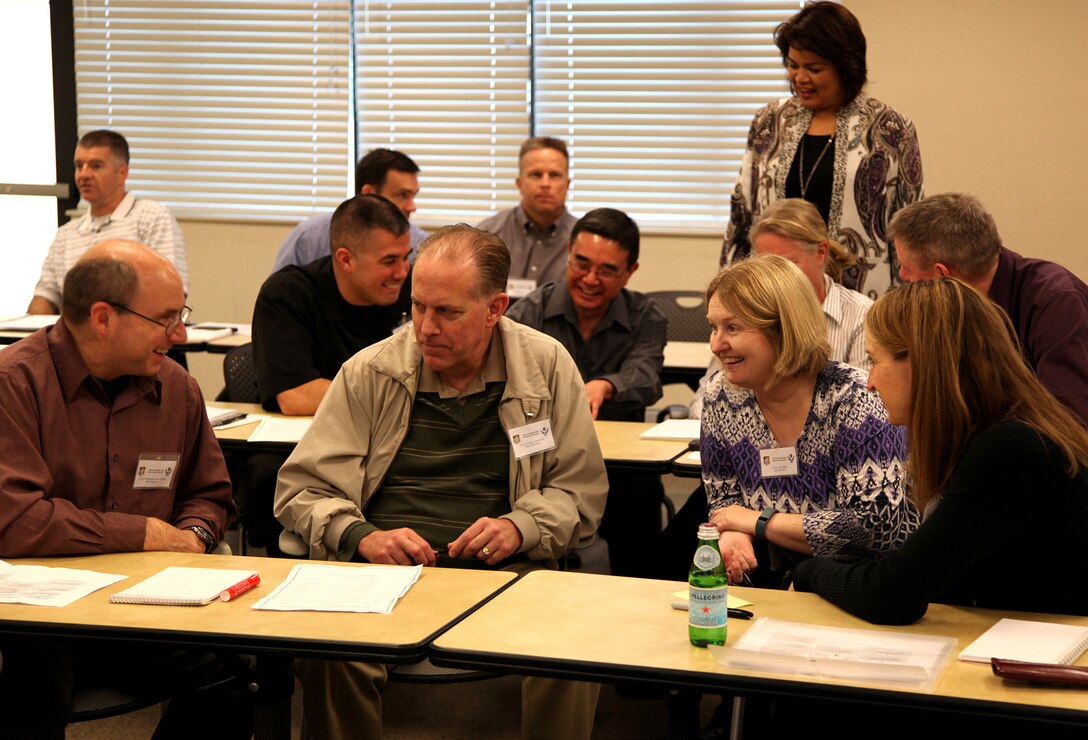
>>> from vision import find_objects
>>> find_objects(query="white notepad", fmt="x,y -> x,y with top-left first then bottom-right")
110,567 -> 258,606
958,618 -> 1088,665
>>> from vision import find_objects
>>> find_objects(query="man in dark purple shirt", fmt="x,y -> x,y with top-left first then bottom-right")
890,192 -> 1088,426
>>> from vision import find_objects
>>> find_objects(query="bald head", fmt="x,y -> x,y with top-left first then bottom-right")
62,240 -> 182,326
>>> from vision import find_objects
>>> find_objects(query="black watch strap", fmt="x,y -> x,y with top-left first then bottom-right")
186,525 -> 217,554
754,507 -> 777,542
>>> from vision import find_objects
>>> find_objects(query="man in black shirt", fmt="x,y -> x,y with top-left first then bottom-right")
253,194 -> 412,414
239,194 -> 412,553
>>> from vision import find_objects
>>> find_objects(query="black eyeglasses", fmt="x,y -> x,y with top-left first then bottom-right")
109,302 -> 192,334
567,255 -> 626,282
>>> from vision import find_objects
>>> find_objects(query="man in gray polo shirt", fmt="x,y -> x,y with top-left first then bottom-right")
477,136 -> 577,296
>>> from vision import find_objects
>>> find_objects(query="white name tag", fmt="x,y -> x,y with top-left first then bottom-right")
759,446 -> 799,478
507,419 -> 556,460
506,278 -> 538,298
133,453 -> 181,489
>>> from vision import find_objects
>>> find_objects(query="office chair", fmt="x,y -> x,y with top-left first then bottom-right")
645,290 -> 707,343
222,343 -> 261,404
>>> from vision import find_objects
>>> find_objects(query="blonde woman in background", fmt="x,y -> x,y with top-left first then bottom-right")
691,198 -> 871,419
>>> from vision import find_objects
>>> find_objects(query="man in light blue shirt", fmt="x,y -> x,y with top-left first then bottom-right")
272,149 -> 427,272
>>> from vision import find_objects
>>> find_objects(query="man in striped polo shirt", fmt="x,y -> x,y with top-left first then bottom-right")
28,130 -> 187,315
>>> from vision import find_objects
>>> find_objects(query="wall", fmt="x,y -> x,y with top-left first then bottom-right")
847,0 -> 1088,278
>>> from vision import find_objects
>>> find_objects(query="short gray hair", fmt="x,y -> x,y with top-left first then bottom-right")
415,224 -> 511,297
887,193 -> 1002,280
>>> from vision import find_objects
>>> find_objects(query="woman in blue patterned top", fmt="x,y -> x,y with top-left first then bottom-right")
702,255 -> 916,587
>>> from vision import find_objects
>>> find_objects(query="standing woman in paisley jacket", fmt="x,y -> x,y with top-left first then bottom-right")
721,2 -> 923,298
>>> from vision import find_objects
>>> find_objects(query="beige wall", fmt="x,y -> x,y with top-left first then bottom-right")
183,1 -> 1088,392
847,0 -> 1088,279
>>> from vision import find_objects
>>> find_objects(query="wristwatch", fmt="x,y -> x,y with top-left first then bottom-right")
754,507 -> 778,542
185,525 -> 217,554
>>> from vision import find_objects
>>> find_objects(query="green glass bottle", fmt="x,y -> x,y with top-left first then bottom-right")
688,522 -> 728,647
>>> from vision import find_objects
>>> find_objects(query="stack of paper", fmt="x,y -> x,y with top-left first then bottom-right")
253,563 -> 422,613
712,617 -> 956,689
0,561 -> 125,607
205,405 -> 247,427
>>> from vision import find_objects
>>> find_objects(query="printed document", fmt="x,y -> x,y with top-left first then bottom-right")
253,563 -> 422,614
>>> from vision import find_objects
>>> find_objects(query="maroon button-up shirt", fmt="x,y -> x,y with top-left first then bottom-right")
0,320 -> 234,556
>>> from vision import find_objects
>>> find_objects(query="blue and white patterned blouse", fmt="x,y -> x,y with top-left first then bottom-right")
701,361 -> 917,561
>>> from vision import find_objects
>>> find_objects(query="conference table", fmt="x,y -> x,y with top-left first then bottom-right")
432,570 -> 1088,732
0,551 -> 516,739
212,402 -> 691,472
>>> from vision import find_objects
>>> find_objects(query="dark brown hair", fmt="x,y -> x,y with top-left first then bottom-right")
775,2 -> 867,105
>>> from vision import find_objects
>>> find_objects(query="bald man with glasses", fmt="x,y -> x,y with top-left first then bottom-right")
0,239 -> 248,737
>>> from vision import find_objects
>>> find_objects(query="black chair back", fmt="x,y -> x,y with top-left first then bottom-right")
222,343 -> 260,404
645,290 -> 707,343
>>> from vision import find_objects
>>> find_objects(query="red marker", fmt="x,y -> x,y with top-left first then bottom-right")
219,573 -> 260,602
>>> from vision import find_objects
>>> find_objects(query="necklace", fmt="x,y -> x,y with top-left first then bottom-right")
798,134 -> 834,199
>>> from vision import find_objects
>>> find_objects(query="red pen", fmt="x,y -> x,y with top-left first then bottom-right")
219,573 -> 260,602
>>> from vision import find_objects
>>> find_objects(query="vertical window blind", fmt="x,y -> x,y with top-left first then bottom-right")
74,0 -> 801,230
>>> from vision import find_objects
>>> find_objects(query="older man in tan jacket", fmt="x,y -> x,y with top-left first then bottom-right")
276,224 -> 608,740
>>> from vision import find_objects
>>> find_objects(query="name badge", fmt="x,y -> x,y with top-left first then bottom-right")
133,453 -> 181,489
507,419 -> 556,460
506,278 -> 538,298
759,446 -> 799,478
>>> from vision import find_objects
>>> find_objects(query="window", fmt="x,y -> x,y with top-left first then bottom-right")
74,0 -> 352,221
75,1 -> 799,231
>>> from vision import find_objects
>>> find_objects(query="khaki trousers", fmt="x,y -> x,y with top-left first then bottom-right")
298,560 -> 600,739
298,659 -> 600,739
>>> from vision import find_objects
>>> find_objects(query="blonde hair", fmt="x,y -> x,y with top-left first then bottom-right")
750,198 -> 855,283
866,278 -> 1088,510
705,254 -> 829,384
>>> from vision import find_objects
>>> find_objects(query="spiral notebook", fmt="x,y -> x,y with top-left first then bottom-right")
959,618 -> 1088,665
110,567 -> 259,606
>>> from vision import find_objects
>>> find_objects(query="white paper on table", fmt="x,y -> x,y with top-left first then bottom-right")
247,417 -> 312,443
639,418 -> 701,441
252,564 -> 422,614
712,617 -> 955,689
183,327 -> 237,343
0,314 -> 59,331
189,321 -> 251,337
0,561 -> 127,607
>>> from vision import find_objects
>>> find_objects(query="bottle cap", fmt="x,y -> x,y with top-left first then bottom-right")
698,523 -> 718,539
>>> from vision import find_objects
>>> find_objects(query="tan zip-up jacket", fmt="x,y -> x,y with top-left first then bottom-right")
274,317 -> 608,562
